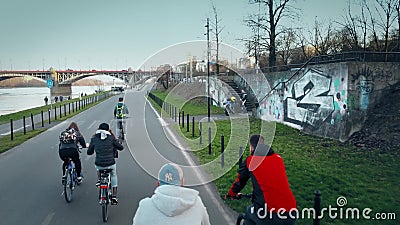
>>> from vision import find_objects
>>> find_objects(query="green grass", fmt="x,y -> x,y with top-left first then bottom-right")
0,129 -> 47,154
174,114 -> 399,224
149,89 -> 399,224
150,90 -> 224,115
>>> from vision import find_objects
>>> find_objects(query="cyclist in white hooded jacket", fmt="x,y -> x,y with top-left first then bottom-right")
132,163 -> 210,225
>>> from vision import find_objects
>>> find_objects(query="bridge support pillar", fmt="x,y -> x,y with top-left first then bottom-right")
51,83 -> 72,98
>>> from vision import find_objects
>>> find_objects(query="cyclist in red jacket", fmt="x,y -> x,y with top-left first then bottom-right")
226,134 -> 297,225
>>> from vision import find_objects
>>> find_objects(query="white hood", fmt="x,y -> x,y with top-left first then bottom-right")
152,185 -> 199,217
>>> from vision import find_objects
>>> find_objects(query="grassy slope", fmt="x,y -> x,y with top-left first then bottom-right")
151,90 -> 399,225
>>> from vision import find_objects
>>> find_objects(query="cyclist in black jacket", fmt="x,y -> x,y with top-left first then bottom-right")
59,122 -> 88,184
87,122 -> 124,205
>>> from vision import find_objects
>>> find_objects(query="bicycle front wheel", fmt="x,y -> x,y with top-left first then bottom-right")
101,189 -> 108,222
64,170 -> 73,203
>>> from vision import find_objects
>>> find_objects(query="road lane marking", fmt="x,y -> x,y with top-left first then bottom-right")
0,125 -> 31,135
88,120 -> 97,129
145,96 -> 234,225
40,212 -> 55,225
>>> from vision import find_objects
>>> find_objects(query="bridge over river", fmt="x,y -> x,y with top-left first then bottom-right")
0,68 -> 155,96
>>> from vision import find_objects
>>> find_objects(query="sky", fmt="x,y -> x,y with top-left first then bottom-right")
0,0 -> 381,71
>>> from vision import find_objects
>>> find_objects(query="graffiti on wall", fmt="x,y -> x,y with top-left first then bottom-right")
351,66 -> 375,110
284,69 -> 335,127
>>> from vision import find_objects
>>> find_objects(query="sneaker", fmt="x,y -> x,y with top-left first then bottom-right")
95,180 -> 101,187
111,197 -> 118,205
77,176 -> 83,185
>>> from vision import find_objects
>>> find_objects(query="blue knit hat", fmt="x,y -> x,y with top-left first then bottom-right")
158,163 -> 183,186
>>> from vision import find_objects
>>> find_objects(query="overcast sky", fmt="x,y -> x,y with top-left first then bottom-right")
0,0 -> 385,71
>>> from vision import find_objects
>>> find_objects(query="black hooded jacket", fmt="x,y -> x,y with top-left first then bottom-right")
87,132 -> 124,167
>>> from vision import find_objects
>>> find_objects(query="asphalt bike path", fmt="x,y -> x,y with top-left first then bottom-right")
0,81 -> 235,224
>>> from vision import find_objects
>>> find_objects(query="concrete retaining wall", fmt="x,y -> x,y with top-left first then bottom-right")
255,62 -> 400,141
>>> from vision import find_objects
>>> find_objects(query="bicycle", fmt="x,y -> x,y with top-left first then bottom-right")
62,158 -> 78,203
98,169 -> 113,222
116,120 -> 125,140
62,147 -> 82,203
227,193 -> 253,225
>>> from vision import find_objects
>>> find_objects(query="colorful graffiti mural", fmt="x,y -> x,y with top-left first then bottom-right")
284,69 -> 335,127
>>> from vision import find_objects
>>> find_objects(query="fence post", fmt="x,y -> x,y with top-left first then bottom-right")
314,190 -> 321,225
186,114 -> 189,132
221,134 -> 225,167
239,146 -> 244,165
10,119 -> 14,141
23,116 -> 26,135
54,107 -> 57,120
182,111 -> 185,128
174,106 -> 177,122
30,113 -> 34,130
41,110 -> 44,127
192,117 -> 195,138
199,122 -> 202,144
208,126 -> 212,155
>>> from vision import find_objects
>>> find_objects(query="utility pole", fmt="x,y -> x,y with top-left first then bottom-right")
206,18 -> 211,123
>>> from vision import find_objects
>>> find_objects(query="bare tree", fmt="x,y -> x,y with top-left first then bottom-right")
210,2 -> 224,75
375,0 -> 398,52
245,0 -> 297,71
335,0 -> 362,51
310,17 -> 336,55
276,28 -> 297,65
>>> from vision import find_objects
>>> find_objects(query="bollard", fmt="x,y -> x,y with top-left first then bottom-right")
23,116 -> 26,135
221,135 -> 225,167
182,111 -> 185,128
31,113 -> 34,130
186,114 -> 189,132
199,122 -> 202,144
69,103 -> 71,114
59,105 -> 62,118
48,110 -> 51,124
313,190 -> 321,225
239,146 -> 244,165
41,110 -> 44,127
54,107 -> 57,120
64,104 -> 66,116
192,117 -> 195,138
174,107 -> 177,122
10,119 -> 14,141
208,126 -> 212,155
178,111 -> 181,125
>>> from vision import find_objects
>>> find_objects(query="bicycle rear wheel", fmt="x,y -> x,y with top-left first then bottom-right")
64,169 -> 73,203
101,188 -> 108,222
236,213 -> 246,225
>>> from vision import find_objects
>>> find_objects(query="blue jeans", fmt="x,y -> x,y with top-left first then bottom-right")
95,164 -> 118,188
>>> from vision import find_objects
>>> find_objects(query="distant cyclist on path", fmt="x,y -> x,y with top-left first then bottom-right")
113,97 -> 129,139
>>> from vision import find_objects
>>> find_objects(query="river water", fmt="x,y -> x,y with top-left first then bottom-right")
0,86 -> 114,116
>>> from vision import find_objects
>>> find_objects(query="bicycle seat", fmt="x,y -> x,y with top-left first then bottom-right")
99,169 -> 113,174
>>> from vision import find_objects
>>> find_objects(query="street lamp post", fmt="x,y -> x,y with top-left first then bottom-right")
205,18 -> 212,155
206,18 -> 210,123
